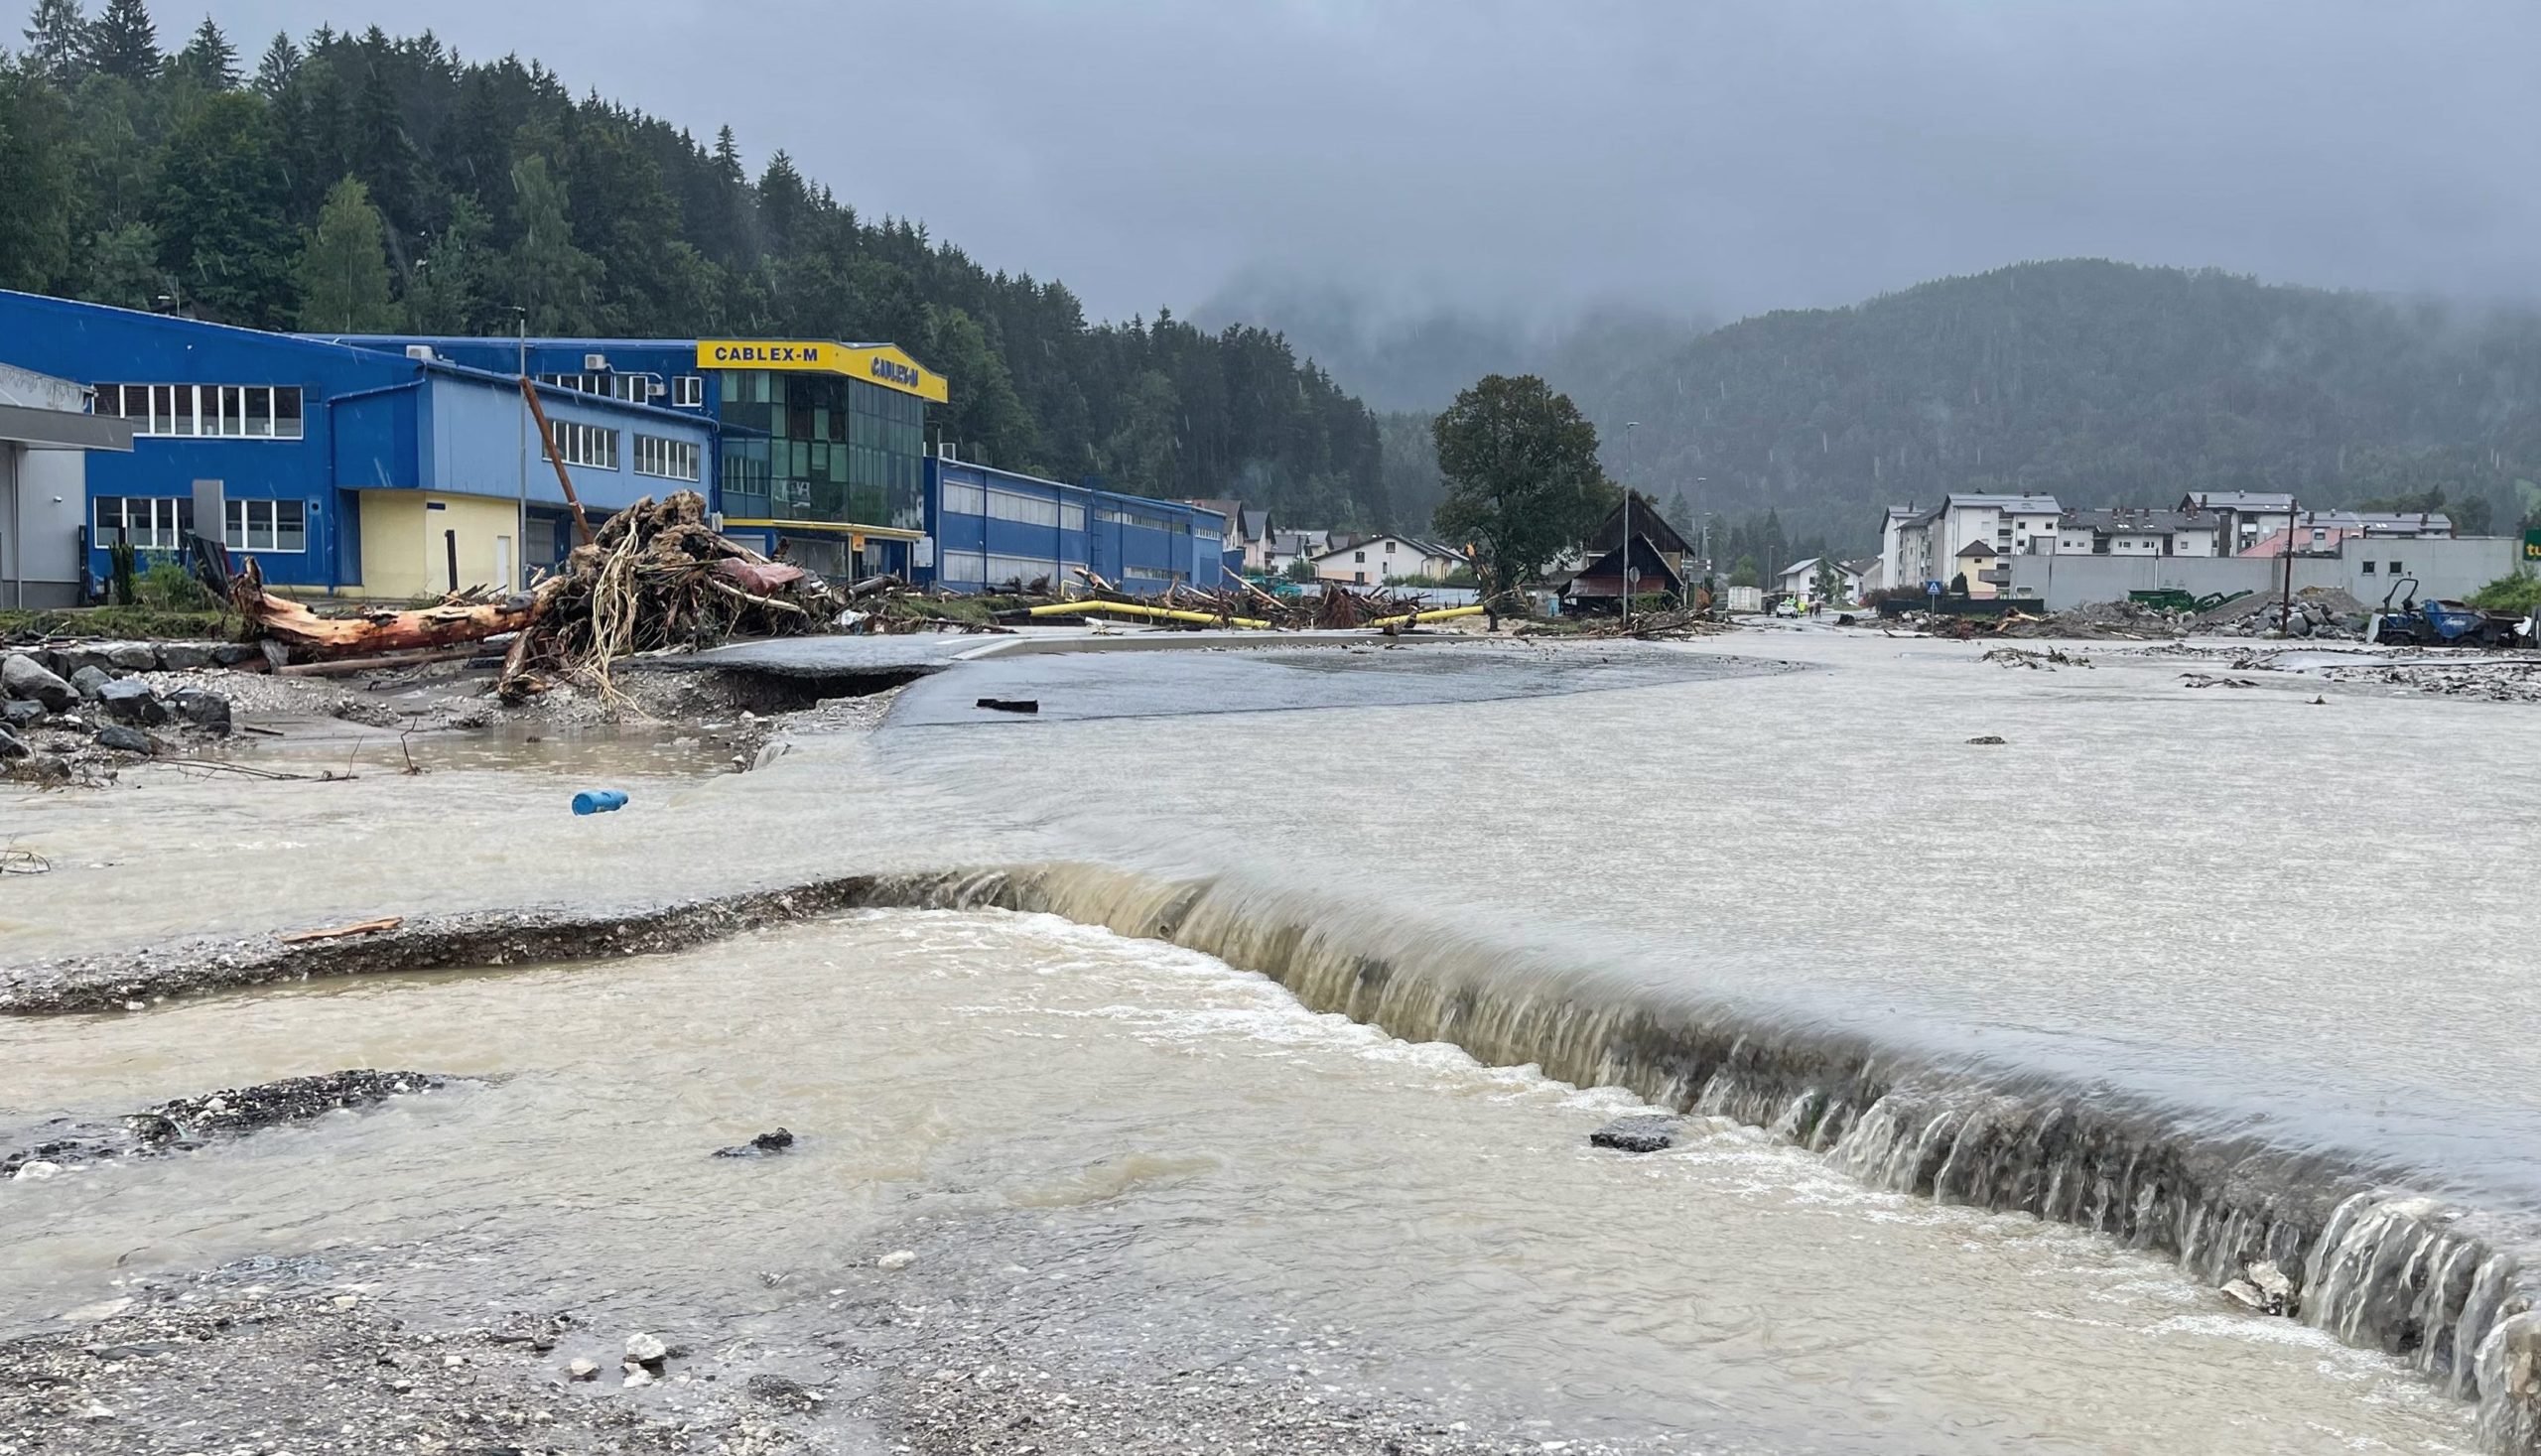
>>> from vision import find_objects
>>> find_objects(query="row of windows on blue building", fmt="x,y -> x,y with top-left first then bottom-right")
0,290 -> 1226,603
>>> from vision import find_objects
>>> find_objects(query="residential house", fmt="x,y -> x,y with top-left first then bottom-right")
1583,492 -> 1695,580
2238,510 -> 2454,557
1264,528 -> 1331,578
1876,505 -> 1918,597
1954,539 -> 2004,597
2181,491 -> 2296,557
1190,497 -> 1273,575
1561,534 -> 1686,611
1310,533 -> 1468,586
1775,556 -> 1865,603
1892,493 -> 2063,590
1845,556 -> 1883,597
2053,508 -> 2221,557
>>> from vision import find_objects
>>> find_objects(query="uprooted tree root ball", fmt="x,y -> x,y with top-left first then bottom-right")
493,493 -> 841,702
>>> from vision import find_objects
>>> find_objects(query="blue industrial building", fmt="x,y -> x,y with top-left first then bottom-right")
338,331 -> 1230,596
322,333 -> 944,583
925,457 -> 1227,594
0,291 -> 715,598
0,293 -> 1228,603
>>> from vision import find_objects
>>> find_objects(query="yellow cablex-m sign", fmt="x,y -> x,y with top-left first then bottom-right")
693,339 -> 950,404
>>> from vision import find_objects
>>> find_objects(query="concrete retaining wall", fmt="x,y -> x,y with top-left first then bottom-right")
2004,537 -> 2519,610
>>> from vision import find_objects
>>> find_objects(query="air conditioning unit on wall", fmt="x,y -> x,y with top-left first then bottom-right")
584,353 -> 609,371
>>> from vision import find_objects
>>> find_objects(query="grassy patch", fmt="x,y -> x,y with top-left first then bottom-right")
0,605 -> 237,641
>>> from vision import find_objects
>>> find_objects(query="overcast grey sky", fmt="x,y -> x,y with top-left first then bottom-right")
207,0 -> 2541,326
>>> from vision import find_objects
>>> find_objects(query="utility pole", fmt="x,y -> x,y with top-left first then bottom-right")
1622,421 -> 1639,626
514,308 -> 529,591
2280,495 -> 2299,632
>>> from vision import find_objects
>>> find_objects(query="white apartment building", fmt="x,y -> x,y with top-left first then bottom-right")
2053,508 -> 2221,557
1893,493 -> 2063,590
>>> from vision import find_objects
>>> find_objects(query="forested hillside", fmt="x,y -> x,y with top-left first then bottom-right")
1590,260 -> 2541,554
0,4 -> 1387,524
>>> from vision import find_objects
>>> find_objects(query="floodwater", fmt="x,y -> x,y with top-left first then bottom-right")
3,631 -> 2536,1449
0,912 -> 2477,1454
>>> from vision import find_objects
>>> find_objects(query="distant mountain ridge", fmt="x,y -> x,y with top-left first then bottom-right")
1581,260 -> 2541,552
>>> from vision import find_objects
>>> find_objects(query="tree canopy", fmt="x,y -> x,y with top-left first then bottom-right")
0,4 -> 1387,524
1430,374 -> 1611,594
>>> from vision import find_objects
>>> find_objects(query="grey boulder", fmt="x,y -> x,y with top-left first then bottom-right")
96,679 -> 170,726
156,642 -> 214,671
2,654 -> 77,713
0,726 -> 26,759
69,665 -> 114,700
103,641 -> 157,671
169,689 -> 232,733
93,724 -> 154,754
1,699 -> 44,728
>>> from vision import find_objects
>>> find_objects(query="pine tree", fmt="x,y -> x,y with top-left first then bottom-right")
403,196 -> 489,331
152,90 -> 292,324
505,153 -> 599,331
75,220 -> 163,308
251,30 -> 296,94
295,175 -> 397,331
0,67 -> 77,290
21,0 -> 88,84
83,0 -> 156,79
173,15 -> 235,87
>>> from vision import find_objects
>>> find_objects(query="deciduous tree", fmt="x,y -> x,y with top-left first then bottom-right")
1430,373 -> 1610,595
295,174 -> 396,331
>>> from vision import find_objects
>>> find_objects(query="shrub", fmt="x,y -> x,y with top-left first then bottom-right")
2469,568 -> 2541,613
136,556 -> 216,611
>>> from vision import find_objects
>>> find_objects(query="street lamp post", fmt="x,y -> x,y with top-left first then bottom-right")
1622,421 -> 1639,626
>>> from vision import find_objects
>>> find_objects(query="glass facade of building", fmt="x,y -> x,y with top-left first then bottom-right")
712,370 -> 925,532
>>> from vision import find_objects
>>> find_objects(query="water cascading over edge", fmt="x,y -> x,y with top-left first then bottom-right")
870,861 -> 2541,1455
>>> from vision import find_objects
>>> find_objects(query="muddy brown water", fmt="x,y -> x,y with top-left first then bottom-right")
0,913 -> 2477,1453
2,634 -> 2534,1451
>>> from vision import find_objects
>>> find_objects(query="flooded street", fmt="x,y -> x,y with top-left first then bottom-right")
4,633 -> 2536,1451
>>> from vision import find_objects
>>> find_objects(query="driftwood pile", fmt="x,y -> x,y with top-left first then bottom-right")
229,492 -> 841,700
494,492 -> 838,700
1022,570 -> 1439,630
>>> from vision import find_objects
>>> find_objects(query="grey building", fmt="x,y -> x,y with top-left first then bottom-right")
0,362 -> 134,606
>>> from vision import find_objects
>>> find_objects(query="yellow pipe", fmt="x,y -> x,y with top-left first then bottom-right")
1367,603 -> 1492,629
1024,599 -> 1270,629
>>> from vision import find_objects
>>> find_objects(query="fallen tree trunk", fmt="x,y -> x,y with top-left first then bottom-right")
227,558 -> 538,659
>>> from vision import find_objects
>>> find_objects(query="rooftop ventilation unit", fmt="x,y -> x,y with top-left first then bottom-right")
404,345 -> 437,362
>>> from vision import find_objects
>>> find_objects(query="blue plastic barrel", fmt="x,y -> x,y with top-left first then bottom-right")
572,789 -> 629,816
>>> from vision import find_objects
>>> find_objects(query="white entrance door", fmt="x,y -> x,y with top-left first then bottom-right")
493,534 -> 514,592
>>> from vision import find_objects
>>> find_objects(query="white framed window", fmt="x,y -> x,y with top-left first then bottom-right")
986,489 -> 1060,527
984,553 -> 1060,585
938,550 -> 987,584
223,498 -> 308,552
940,481 -> 986,516
545,420 -> 619,469
673,375 -> 705,408
96,384 -> 303,439
1058,502 -> 1086,532
92,495 -> 193,550
633,434 -> 701,481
